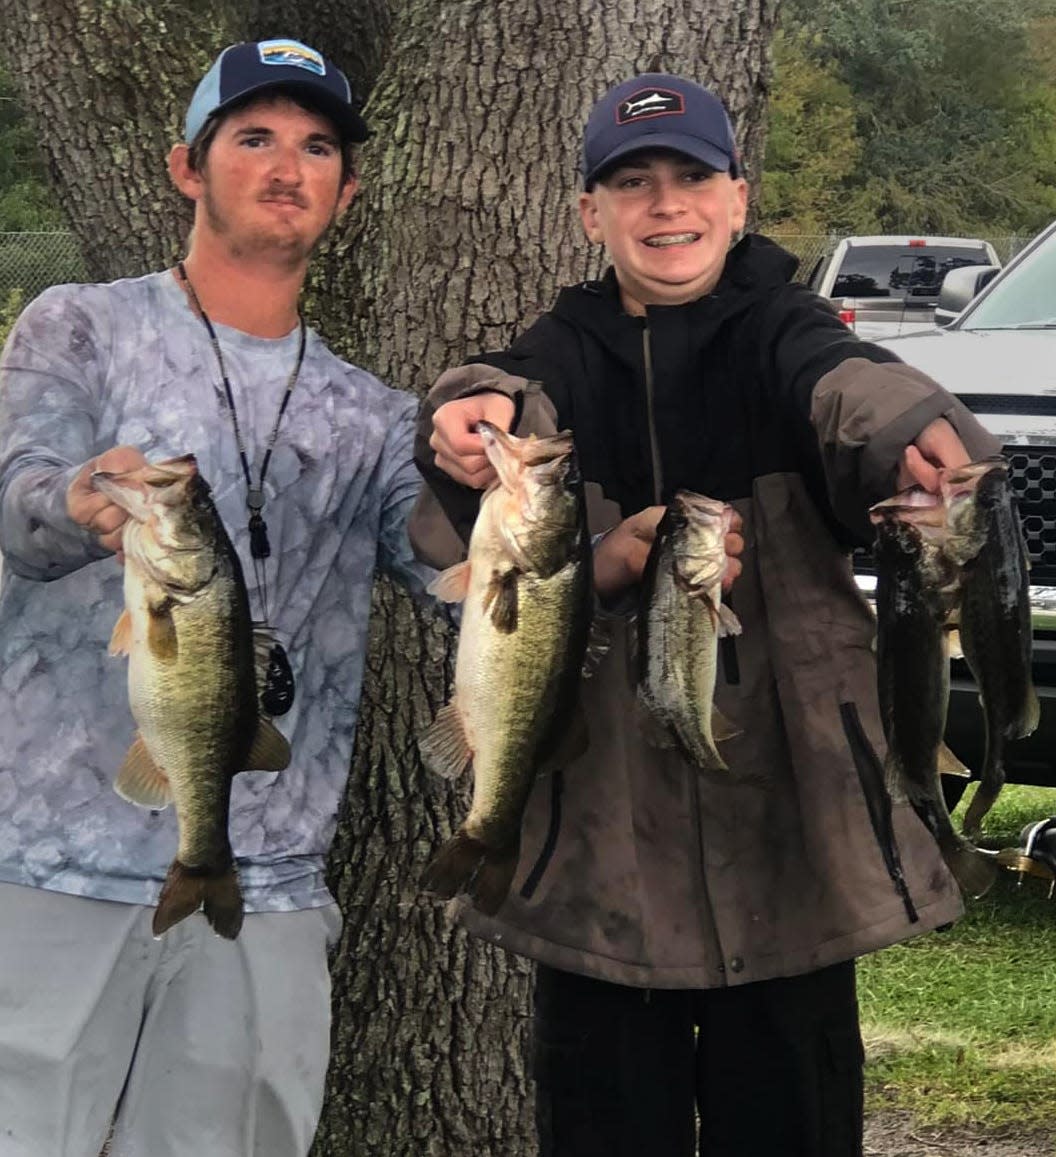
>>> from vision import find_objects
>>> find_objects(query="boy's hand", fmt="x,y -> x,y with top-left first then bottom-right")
430,393 -> 517,488
897,418 -> 971,493
67,445 -> 147,554
594,507 -> 743,600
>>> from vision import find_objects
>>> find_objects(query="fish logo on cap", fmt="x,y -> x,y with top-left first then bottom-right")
617,88 -> 684,124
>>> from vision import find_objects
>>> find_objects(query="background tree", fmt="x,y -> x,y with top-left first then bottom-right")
763,0 -> 1056,235
0,1 -> 780,1153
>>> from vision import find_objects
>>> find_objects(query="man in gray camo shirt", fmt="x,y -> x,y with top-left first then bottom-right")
0,38 -> 431,1157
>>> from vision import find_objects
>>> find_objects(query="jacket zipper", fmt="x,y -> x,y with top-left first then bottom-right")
643,322 -> 723,972
641,324 -> 664,504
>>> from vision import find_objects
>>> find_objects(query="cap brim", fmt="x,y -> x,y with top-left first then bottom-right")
198,79 -> 369,144
584,133 -> 733,185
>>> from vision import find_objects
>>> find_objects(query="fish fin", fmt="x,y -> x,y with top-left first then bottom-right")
114,736 -> 173,808
421,828 -> 518,917
1017,686 -> 1041,739
245,717 -> 292,772
882,753 -> 909,806
146,602 -> 178,661
108,609 -> 134,657
711,706 -> 742,743
419,702 -> 473,779
252,624 -> 276,693
937,742 -> 971,779
153,860 -> 243,940
427,560 -> 472,604
483,570 -> 519,634
937,835 -> 999,900
946,628 -> 964,661
717,603 -> 742,639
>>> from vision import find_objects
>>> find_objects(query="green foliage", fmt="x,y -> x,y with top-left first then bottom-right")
859,785 -> 1056,1128
0,287 -> 24,348
763,0 -> 1056,236
0,67 -> 63,231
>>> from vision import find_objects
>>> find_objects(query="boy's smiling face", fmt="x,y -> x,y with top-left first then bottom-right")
578,149 -> 748,315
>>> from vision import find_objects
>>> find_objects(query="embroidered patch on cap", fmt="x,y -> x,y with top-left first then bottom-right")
257,40 -> 326,76
616,88 -> 684,124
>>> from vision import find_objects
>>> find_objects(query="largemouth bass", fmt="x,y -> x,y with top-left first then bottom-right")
871,490 -> 998,898
942,459 -> 1039,836
420,423 -> 591,915
637,491 -> 741,771
93,455 -> 291,939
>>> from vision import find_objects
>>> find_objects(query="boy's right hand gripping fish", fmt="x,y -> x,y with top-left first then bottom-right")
419,423 -> 593,916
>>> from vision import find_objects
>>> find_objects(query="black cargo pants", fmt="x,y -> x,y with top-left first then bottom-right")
532,960 -> 864,1157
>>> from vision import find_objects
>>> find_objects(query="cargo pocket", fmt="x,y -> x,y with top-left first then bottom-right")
839,701 -> 918,923
521,770 -> 564,900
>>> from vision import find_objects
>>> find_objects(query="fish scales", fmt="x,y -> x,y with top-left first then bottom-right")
638,491 -> 739,772
871,492 -> 998,898
944,462 -> 1039,835
420,423 -> 591,916
94,455 -> 290,939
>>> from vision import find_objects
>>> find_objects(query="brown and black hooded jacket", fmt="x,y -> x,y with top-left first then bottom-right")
409,233 -> 1000,990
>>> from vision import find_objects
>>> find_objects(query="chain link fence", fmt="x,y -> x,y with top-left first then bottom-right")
1,232 -> 87,304
0,230 -> 1037,306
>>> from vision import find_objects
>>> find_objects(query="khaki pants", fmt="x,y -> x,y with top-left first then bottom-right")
0,882 -> 341,1157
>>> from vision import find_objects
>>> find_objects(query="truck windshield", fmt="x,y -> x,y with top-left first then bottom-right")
962,229 -> 1056,330
833,244 -> 993,303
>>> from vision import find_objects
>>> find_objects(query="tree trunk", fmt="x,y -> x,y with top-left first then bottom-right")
313,2 -> 779,1154
0,0 -> 394,280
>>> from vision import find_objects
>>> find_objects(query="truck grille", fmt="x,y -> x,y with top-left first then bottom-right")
1005,446 -> 1056,584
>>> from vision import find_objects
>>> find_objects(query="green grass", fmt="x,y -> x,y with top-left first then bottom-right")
859,784 -> 1056,1128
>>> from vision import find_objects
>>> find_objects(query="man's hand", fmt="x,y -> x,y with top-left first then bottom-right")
430,392 -> 516,488
66,445 -> 147,554
897,417 -> 971,493
594,506 -> 744,601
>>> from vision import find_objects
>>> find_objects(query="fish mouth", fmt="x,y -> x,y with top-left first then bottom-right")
672,490 -> 727,520
476,422 -> 574,467
92,455 -> 199,517
643,232 -> 701,247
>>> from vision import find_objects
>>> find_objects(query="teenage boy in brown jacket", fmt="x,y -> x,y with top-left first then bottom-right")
410,73 -> 1000,1157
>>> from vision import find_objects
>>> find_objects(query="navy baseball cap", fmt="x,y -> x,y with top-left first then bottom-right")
184,39 -> 369,144
581,73 -> 740,187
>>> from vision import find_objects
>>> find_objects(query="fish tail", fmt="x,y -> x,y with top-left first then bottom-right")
153,859 -> 244,940
421,829 -> 518,917
937,833 -> 999,899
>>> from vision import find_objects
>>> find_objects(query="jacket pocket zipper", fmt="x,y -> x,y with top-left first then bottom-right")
839,701 -> 918,923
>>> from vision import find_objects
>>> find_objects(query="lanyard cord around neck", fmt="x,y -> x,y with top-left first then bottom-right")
176,261 -> 306,625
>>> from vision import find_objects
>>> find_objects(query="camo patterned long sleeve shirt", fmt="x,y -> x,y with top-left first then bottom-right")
0,270 -> 432,911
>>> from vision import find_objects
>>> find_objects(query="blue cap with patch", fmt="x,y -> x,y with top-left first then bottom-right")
184,39 -> 369,144
581,73 -> 740,187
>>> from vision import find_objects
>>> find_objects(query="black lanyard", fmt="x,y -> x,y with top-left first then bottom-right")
176,262 -> 306,622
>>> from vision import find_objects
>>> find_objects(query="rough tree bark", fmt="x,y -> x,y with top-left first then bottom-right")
0,1 -> 779,1153
311,2 -> 779,1154
0,0 -> 395,279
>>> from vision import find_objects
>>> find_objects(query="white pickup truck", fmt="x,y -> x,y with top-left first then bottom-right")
806,234 -> 1001,341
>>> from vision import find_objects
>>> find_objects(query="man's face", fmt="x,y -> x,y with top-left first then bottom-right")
578,150 -> 748,315
189,95 -> 356,265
